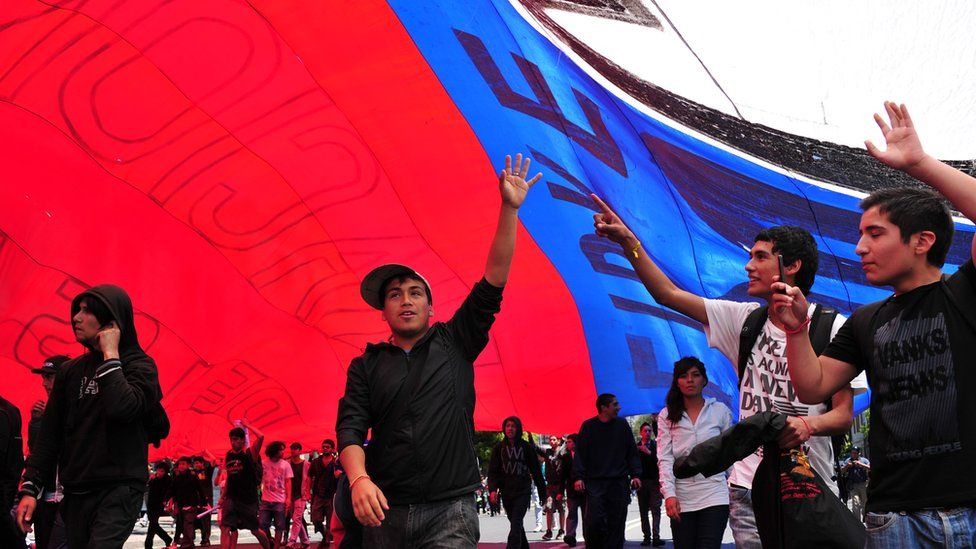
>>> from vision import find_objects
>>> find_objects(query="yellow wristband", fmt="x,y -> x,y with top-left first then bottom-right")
629,241 -> 642,260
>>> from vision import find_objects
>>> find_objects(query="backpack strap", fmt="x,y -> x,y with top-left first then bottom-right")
941,266 -> 976,334
808,305 -> 836,356
738,305 -> 769,387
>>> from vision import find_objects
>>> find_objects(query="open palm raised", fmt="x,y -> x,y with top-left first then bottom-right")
499,153 -> 542,209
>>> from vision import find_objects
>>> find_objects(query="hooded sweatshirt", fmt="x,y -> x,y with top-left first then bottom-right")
21,285 -> 162,496
486,416 -> 546,498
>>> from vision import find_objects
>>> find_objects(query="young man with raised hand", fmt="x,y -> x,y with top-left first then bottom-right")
589,195 -> 863,548
772,102 -> 976,547
336,154 -> 541,548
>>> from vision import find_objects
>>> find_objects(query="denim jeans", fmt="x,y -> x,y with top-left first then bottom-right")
501,492 -> 530,549
61,484 -> 144,549
362,494 -> 479,548
671,504 -> 729,549
728,485 -> 762,549
865,507 -> 976,548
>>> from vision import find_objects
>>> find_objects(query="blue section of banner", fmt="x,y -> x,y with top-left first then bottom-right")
388,0 -> 971,418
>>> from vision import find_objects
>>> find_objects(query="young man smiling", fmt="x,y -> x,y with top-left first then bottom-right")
772,102 -> 976,547
336,154 -> 541,547
589,195 -> 863,547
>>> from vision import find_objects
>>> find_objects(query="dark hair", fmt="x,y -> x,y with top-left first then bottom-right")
229,427 -> 246,439
265,441 -> 286,459
322,438 -> 335,447
640,422 -> 652,432
72,295 -> 114,327
192,456 -> 204,464
290,442 -> 302,451
155,460 -> 170,472
754,226 -> 819,294
177,456 -> 191,464
566,433 -> 577,443
381,274 -> 432,306
595,393 -> 617,412
665,357 -> 708,427
860,187 -> 954,267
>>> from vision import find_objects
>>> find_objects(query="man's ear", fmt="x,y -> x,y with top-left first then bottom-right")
914,231 -> 937,257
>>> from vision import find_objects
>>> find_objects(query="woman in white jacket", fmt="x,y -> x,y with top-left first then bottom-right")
657,357 -> 732,548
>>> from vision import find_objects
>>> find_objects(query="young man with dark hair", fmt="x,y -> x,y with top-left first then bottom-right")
573,393 -> 641,548
307,439 -> 339,547
145,461 -> 173,549
169,457 -> 207,549
636,421 -> 663,547
220,421 -> 270,549
260,441 -> 293,548
16,285 -> 164,548
590,196 -> 864,547
285,442 -> 311,548
192,456 -> 214,546
840,447 -> 870,522
487,416 -> 547,549
541,435 -> 567,541
27,355 -> 70,549
773,102 -> 976,547
561,434 -> 584,547
336,154 -> 540,547
0,392 -> 25,549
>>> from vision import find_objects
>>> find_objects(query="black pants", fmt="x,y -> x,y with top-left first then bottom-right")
145,510 -> 172,549
194,511 -> 211,544
565,494 -> 584,540
61,485 -> 144,549
671,504 -> 729,549
637,482 -> 662,541
583,478 -> 630,549
34,499 -> 68,549
501,492 -> 530,549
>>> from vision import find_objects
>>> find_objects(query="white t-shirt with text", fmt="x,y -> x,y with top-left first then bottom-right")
704,299 -> 867,492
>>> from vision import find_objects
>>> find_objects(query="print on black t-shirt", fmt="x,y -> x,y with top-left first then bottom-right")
872,312 -> 960,461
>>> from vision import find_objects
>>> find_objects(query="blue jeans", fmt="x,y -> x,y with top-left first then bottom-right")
259,501 -> 286,535
362,495 -> 479,548
671,504 -> 729,549
865,507 -> 976,548
728,485 -> 762,549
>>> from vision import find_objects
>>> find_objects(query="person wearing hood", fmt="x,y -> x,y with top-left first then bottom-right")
15,285 -> 164,548
487,416 -> 546,549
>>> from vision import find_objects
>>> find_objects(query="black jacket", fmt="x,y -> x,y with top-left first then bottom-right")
486,417 -> 546,498
0,396 -> 23,505
22,285 -> 163,495
573,416 -> 641,481
336,278 -> 503,505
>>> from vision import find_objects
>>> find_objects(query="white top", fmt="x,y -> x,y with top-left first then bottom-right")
703,299 -> 868,493
657,398 -> 733,512
261,458 -> 294,503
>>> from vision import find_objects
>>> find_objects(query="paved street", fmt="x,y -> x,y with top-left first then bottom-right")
123,501 -> 735,547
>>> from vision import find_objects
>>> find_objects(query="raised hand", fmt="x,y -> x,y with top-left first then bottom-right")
769,279 -> 810,332
95,321 -> 121,359
590,194 -> 636,246
499,153 -> 542,209
865,101 -> 929,172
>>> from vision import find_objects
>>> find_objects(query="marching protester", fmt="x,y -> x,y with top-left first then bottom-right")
541,435 -> 568,541
636,421 -> 663,547
487,416 -> 547,549
145,462 -> 173,549
169,457 -> 208,549
16,285 -> 165,548
561,434 -> 585,547
335,154 -> 540,547
590,192 -> 862,547
307,439 -> 339,547
841,447 -> 870,522
773,102 -> 976,547
657,357 -> 732,549
573,393 -> 641,548
27,356 -> 70,549
286,442 -> 311,548
220,421 -> 271,549
259,441 -> 293,548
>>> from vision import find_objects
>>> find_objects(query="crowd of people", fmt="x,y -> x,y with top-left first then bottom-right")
1,102 -> 975,549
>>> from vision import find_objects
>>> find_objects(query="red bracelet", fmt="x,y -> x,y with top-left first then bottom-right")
784,316 -> 812,335
797,415 -> 812,436
349,474 -> 371,490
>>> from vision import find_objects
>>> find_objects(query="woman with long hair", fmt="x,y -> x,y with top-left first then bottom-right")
657,357 -> 732,548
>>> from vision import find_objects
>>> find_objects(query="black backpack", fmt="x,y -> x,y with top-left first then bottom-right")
144,398 -> 170,449
737,304 -> 844,455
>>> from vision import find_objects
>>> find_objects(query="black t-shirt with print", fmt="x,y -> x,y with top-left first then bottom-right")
823,260 -> 976,512
224,450 -> 260,503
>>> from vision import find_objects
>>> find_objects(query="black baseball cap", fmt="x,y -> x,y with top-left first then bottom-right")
360,264 -> 432,310
31,355 -> 70,375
